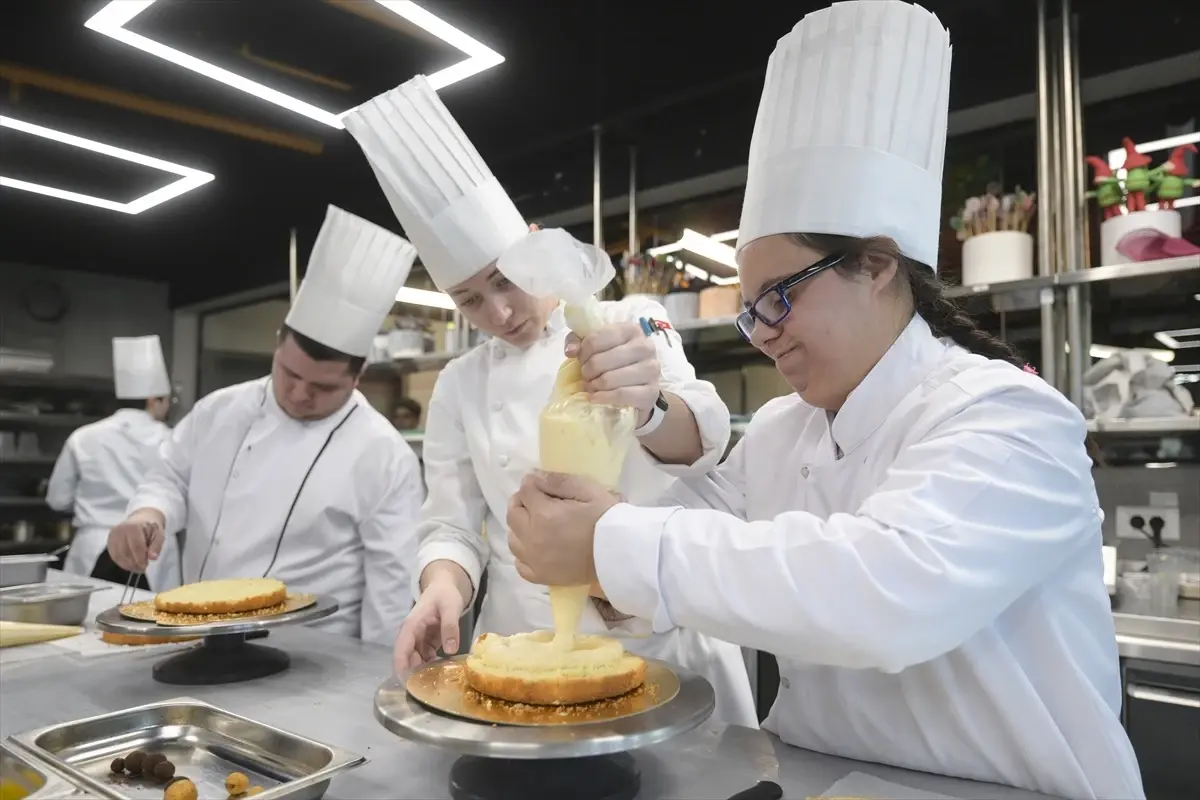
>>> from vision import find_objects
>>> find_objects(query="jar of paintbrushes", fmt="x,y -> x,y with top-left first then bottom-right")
621,253 -> 678,308
951,186 -> 1037,287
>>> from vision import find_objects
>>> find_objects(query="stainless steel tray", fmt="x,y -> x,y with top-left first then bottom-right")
93,595 -> 338,638
9,697 -> 365,800
1,740 -> 93,799
0,583 -> 100,626
0,554 -> 59,588
374,656 -> 715,760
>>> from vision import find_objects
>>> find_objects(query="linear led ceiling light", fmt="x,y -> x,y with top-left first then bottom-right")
395,286 -> 455,310
84,0 -> 505,130
1107,132 -> 1200,210
1154,327 -> 1200,350
0,115 -> 214,213
650,229 -> 738,265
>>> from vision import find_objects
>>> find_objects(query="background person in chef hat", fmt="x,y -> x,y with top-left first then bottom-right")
107,206 -> 426,644
343,76 -> 758,727
505,2 -> 1143,797
48,335 -> 176,590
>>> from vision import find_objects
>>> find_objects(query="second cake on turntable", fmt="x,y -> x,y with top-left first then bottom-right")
154,578 -> 287,615
465,630 -> 647,706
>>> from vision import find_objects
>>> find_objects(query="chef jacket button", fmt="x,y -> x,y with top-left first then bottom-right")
492,401 -> 503,412
498,454 -> 509,467
800,466 -> 810,478
232,470 -> 240,479
780,677 -> 791,689
495,349 -> 506,360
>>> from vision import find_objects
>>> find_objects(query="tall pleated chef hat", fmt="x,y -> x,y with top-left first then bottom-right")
285,205 -> 418,357
343,76 -> 612,301
737,0 -> 952,270
112,335 -> 171,399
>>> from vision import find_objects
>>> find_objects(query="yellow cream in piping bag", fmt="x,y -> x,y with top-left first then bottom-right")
538,297 -> 637,650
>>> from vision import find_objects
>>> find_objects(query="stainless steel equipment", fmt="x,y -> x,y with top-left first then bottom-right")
375,655 -> 715,800
93,596 -> 338,685
0,554 -> 60,588
1122,660 -> 1200,799
7,697 -> 365,800
0,740 -> 90,800
377,656 -> 713,759
0,583 -> 99,626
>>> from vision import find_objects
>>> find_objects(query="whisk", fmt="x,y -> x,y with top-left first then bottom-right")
120,522 -> 157,605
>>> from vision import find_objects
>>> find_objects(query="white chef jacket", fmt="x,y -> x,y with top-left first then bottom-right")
416,297 -> 758,727
46,408 -> 179,590
594,315 -> 1143,800
129,377 -> 424,644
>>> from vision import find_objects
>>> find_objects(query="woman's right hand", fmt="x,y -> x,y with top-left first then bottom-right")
393,575 -> 467,673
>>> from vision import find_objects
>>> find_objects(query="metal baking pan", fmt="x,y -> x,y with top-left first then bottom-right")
0,554 -> 59,588
0,740 -> 93,799
9,697 -> 366,800
0,583 -> 99,626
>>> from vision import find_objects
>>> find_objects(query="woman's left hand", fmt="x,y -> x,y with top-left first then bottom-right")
565,323 -> 659,425
507,472 -> 619,586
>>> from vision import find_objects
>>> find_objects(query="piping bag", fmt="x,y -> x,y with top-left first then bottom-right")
497,229 -> 635,650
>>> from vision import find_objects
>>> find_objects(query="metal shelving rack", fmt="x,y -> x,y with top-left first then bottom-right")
0,371 -> 117,555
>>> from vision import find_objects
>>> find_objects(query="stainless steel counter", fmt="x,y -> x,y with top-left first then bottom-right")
0,626 -> 1056,799
1113,596 -> 1200,666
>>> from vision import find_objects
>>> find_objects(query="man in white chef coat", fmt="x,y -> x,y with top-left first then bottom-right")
107,206 -> 425,644
47,335 -> 177,590
342,76 -> 757,725
506,3 -> 1144,798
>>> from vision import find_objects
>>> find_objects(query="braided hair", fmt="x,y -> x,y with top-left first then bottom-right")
787,234 -> 1024,366
787,233 -> 1105,466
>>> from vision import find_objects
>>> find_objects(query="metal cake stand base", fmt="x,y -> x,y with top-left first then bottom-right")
449,753 -> 640,800
94,595 -> 339,686
152,632 -> 290,685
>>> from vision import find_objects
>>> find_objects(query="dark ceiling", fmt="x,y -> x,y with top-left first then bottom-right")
0,0 -> 1197,307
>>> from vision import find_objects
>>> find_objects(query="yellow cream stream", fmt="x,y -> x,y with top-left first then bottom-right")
538,298 -> 637,650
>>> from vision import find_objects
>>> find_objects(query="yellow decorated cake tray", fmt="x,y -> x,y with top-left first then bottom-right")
95,594 -> 338,639
406,655 -> 676,727
376,655 -> 715,759
119,593 -> 317,627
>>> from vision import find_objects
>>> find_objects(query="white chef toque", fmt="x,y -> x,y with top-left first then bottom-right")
737,0 -> 952,270
112,335 -> 171,399
343,76 -> 612,300
285,205 -> 418,358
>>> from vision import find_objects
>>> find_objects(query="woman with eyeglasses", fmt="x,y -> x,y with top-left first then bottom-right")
505,3 -> 1142,798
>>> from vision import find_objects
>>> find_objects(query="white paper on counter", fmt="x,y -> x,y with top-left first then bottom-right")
818,772 -> 957,800
48,630 -> 197,659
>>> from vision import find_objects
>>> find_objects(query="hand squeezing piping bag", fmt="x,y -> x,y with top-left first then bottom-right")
497,229 -> 633,649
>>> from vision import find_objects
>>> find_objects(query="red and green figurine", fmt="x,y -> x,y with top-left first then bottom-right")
1120,137 -> 1155,212
1084,156 -> 1124,220
1149,143 -> 1199,210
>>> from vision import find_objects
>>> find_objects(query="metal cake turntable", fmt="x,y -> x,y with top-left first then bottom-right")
94,595 -> 338,686
374,654 -> 716,800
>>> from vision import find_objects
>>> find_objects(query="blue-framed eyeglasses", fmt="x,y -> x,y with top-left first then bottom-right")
735,252 -> 846,342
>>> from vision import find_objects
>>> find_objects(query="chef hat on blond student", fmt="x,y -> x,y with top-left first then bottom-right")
343,76 -> 612,302
112,335 -> 171,399
737,0 -> 952,270
285,205 -> 417,358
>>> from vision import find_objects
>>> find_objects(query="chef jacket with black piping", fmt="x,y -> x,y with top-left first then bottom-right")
128,377 -> 424,645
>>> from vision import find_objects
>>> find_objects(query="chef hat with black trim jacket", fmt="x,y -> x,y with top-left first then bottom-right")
285,205 -> 418,358
736,0 -> 952,270
343,76 -> 612,303
112,335 -> 171,399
